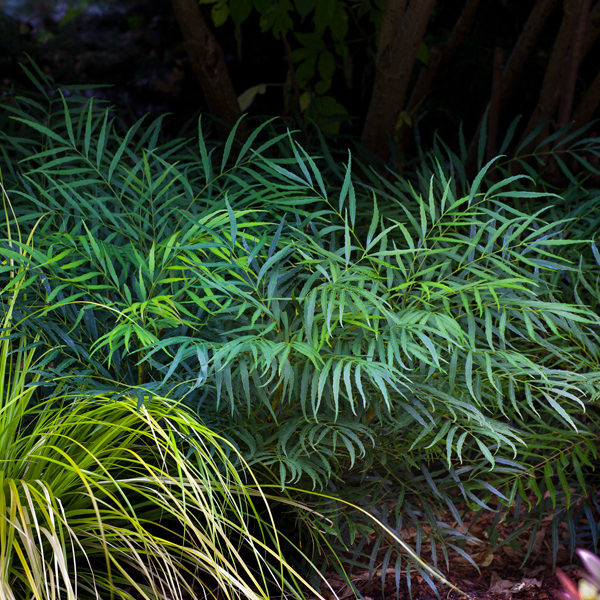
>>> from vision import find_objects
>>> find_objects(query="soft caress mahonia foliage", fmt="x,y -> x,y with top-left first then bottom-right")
2,72 -> 600,583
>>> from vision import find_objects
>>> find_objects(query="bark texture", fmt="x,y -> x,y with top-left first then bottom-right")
558,0 -> 592,127
406,0 -> 480,117
572,1 -> 600,123
573,66 -> 600,124
582,0 -> 600,56
521,0 -> 581,141
391,0 -> 479,159
171,0 -> 241,136
486,47 -> 505,162
466,0 -> 558,168
361,0 -> 436,159
499,0 -> 558,111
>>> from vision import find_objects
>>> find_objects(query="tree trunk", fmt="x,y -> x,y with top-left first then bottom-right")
393,0 -> 479,158
406,0 -> 480,117
466,0 -> 557,169
486,48 -> 505,163
520,0 -> 581,143
573,65 -> 600,124
171,0 -> 242,137
360,0 -> 436,160
499,0 -> 558,111
570,1 -> 600,124
582,0 -> 600,56
375,0 -> 408,64
557,0 -> 592,127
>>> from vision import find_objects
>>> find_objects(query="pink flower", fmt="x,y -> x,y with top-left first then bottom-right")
556,550 -> 600,600
578,549 -> 600,589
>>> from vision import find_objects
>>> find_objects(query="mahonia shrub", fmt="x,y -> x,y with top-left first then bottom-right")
2,69 -> 600,591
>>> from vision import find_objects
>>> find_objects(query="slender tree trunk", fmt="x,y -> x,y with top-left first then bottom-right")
558,0 -> 592,127
393,0 -> 479,158
486,48 -> 505,163
406,0 -> 480,117
573,65 -> 600,124
582,0 -> 600,55
571,1 -> 600,123
171,0 -> 242,136
281,34 -> 300,116
521,0 -> 581,143
375,0 -> 408,64
500,0 -> 558,110
360,0 -> 436,159
466,47 -> 505,173
466,0 -> 557,169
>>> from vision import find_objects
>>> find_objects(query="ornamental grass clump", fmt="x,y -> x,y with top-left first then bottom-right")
0,194 -> 325,600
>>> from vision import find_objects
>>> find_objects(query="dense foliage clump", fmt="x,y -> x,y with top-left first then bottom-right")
1,70 -> 600,595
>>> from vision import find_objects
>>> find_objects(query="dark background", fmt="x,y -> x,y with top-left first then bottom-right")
1,0 -> 599,165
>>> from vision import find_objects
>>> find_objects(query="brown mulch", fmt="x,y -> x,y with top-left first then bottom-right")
320,560 -> 574,600
318,502 -> 587,600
